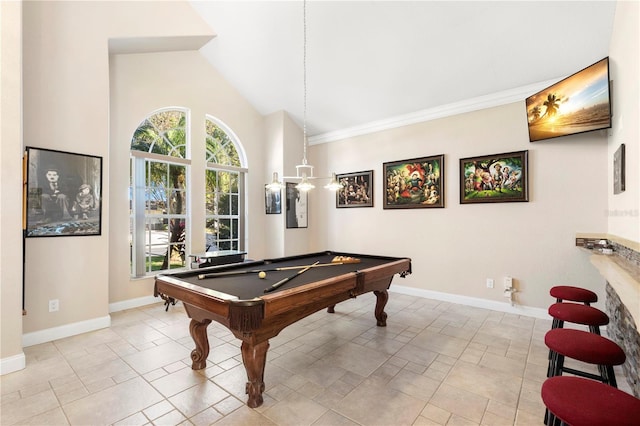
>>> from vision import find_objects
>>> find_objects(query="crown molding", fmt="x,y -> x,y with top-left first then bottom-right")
308,77 -> 562,145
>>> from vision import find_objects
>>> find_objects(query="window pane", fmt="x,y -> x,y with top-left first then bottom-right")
231,194 -> 239,215
220,219 -> 230,240
131,109 -> 190,278
169,190 -> 185,214
230,173 -> 239,193
148,110 -> 183,132
131,119 -> 161,152
231,219 -> 239,239
205,119 -> 240,167
206,169 -> 218,193
147,161 -> 168,186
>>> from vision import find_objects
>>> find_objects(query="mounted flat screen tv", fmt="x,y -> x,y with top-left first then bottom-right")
526,57 -> 611,142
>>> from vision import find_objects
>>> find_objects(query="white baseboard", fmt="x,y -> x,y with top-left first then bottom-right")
390,284 -> 550,320
22,315 -> 111,348
109,295 -> 160,313
0,352 -> 26,375
19,296 -> 160,350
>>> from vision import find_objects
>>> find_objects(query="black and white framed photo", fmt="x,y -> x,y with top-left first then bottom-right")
25,147 -> 102,237
613,144 -> 625,194
286,182 -> 308,228
265,186 -> 282,214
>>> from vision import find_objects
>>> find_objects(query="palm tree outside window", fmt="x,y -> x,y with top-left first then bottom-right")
129,109 -> 190,277
204,116 -> 246,253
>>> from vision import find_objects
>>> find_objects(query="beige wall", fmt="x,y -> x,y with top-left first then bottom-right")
109,50 -> 267,303
264,112 -> 287,257
18,1 -> 213,336
608,1 -> 639,243
0,0 -> 26,372
310,102 -> 609,311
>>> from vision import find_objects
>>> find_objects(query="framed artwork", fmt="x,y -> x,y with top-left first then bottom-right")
613,144 -> 625,194
460,150 -> 528,204
25,146 -> 103,237
336,170 -> 373,208
383,155 -> 444,209
265,186 -> 282,214
286,182 -> 307,228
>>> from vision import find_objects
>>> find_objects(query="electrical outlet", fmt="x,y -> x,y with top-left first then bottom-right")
486,278 -> 494,289
48,299 -> 59,312
503,276 -> 513,289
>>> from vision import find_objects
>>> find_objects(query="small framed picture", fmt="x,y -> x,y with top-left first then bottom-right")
265,186 -> 281,214
336,170 -> 373,208
25,146 -> 103,237
613,144 -> 625,194
286,182 -> 307,228
383,155 -> 444,209
460,150 -> 528,204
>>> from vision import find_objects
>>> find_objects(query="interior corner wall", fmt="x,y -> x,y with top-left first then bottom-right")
282,112 -> 314,256
109,50 -> 267,304
607,1 -> 640,243
1,0 -> 26,371
310,101 -> 609,311
264,111 -> 286,258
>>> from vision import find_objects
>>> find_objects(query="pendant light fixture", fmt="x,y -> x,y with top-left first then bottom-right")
266,0 -> 341,193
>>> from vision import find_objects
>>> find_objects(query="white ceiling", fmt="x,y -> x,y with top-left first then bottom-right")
189,1 -> 616,141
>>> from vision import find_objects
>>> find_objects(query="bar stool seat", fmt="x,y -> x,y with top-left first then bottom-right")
545,328 -> 625,387
550,285 -> 597,305
548,302 -> 609,334
542,376 -> 640,426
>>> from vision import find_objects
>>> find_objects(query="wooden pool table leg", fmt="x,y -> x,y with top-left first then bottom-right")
374,289 -> 388,326
241,340 -> 269,408
189,318 -> 211,370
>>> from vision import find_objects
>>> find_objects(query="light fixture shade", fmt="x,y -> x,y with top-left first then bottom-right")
295,174 -> 315,191
324,173 -> 343,191
266,172 -> 284,191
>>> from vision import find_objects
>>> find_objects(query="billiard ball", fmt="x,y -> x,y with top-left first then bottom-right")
258,271 -> 267,279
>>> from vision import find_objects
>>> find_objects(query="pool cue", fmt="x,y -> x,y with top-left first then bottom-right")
263,261 -> 320,293
197,259 -> 359,280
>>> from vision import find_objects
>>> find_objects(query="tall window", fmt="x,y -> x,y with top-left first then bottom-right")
205,116 -> 246,252
130,109 -> 190,277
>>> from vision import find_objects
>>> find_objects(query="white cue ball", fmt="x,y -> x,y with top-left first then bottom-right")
258,271 -> 267,279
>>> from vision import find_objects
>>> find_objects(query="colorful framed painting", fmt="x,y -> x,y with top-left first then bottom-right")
460,150 -> 528,204
383,155 -> 444,209
25,146 -> 103,237
285,182 -> 308,228
336,170 -> 373,208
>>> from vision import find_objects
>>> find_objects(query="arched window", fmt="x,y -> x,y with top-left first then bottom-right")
130,109 -> 190,277
205,116 -> 247,252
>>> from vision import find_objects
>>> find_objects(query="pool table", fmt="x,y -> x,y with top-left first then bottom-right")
154,251 -> 411,408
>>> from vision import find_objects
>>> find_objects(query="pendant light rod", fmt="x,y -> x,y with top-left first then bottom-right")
265,0 -> 340,193
302,0 -> 308,166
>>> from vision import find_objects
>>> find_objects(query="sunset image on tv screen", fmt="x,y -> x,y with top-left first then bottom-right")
526,57 -> 611,142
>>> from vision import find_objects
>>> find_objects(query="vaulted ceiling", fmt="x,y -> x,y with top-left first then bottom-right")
189,1 -> 616,141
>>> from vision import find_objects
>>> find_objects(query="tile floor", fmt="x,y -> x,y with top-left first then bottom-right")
0,292 -> 633,426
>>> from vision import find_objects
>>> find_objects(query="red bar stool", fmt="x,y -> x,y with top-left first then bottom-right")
549,285 -> 597,305
542,376 -> 640,426
548,302 -> 609,334
545,328 -> 625,387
